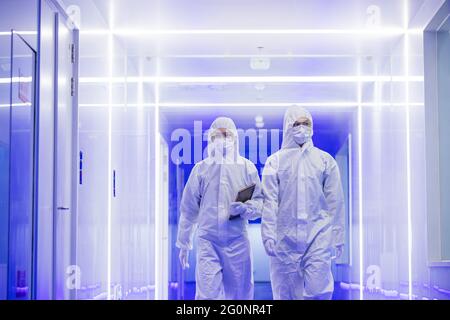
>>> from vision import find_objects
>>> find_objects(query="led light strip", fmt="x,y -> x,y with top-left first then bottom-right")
0,75 -> 425,85
348,133 -> 353,267
76,102 -> 424,109
0,103 -> 33,108
404,0 -> 413,301
154,54 -> 162,301
0,77 -> 33,84
79,28 -> 422,36
78,103 -> 154,108
162,54 -> 379,58
76,102 -> 424,108
77,75 -> 424,84
157,102 -> 424,108
357,56 -> 364,300
0,31 -> 38,36
153,2 -> 162,299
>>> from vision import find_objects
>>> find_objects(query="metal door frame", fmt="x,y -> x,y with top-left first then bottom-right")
424,0 -> 450,266
37,0 -> 79,300
50,0 -> 79,300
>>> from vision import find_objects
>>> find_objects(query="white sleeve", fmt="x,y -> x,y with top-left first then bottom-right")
323,158 -> 345,247
243,162 -> 263,221
261,156 -> 279,244
176,164 -> 202,250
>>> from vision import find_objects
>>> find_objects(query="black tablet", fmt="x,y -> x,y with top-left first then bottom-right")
229,184 -> 256,221
235,183 -> 256,203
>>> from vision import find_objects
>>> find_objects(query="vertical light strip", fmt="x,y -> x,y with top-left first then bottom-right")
106,1 -> 114,300
154,62 -> 161,299
153,2 -> 162,295
348,134 -> 353,267
153,0 -> 163,299
404,0 -> 413,300
153,62 -> 160,299
357,57 -> 364,300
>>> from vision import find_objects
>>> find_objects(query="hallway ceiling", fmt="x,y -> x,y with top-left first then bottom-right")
64,0 -> 442,59
64,0 -> 444,104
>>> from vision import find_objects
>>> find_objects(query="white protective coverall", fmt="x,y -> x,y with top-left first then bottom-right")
176,117 -> 263,300
261,106 -> 345,300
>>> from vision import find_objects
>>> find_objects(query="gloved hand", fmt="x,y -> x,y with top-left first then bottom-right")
335,244 -> 344,259
264,239 -> 277,257
179,249 -> 190,269
229,202 -> 247,217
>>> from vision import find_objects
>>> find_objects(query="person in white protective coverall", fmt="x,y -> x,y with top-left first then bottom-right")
261,106 -> 345,300
176,117 -> 263,300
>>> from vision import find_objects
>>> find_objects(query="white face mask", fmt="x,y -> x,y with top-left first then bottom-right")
212,136 -> 234,156
292,125 -> 312,145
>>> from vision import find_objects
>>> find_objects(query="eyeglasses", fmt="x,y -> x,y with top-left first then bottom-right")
293,119 -> 311,128
211,129 -> 234,141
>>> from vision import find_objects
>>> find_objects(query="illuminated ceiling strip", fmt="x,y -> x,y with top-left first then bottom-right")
78,103 -> 144,107
0,31 -> 38,36
0,103 -> 33,108
0,77 -> 33,84
159,102 -> 424,108
162,54 -> 370,58
78,76 -> 424,84
79,28 -> 422,36
76,102 -> 423,108
161,76 -> 424,83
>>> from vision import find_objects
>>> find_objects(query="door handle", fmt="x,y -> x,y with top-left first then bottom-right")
57,207 -> 70,211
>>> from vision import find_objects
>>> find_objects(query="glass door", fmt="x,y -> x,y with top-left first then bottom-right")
7,32 -> 37,300
0,34 -> 11,301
